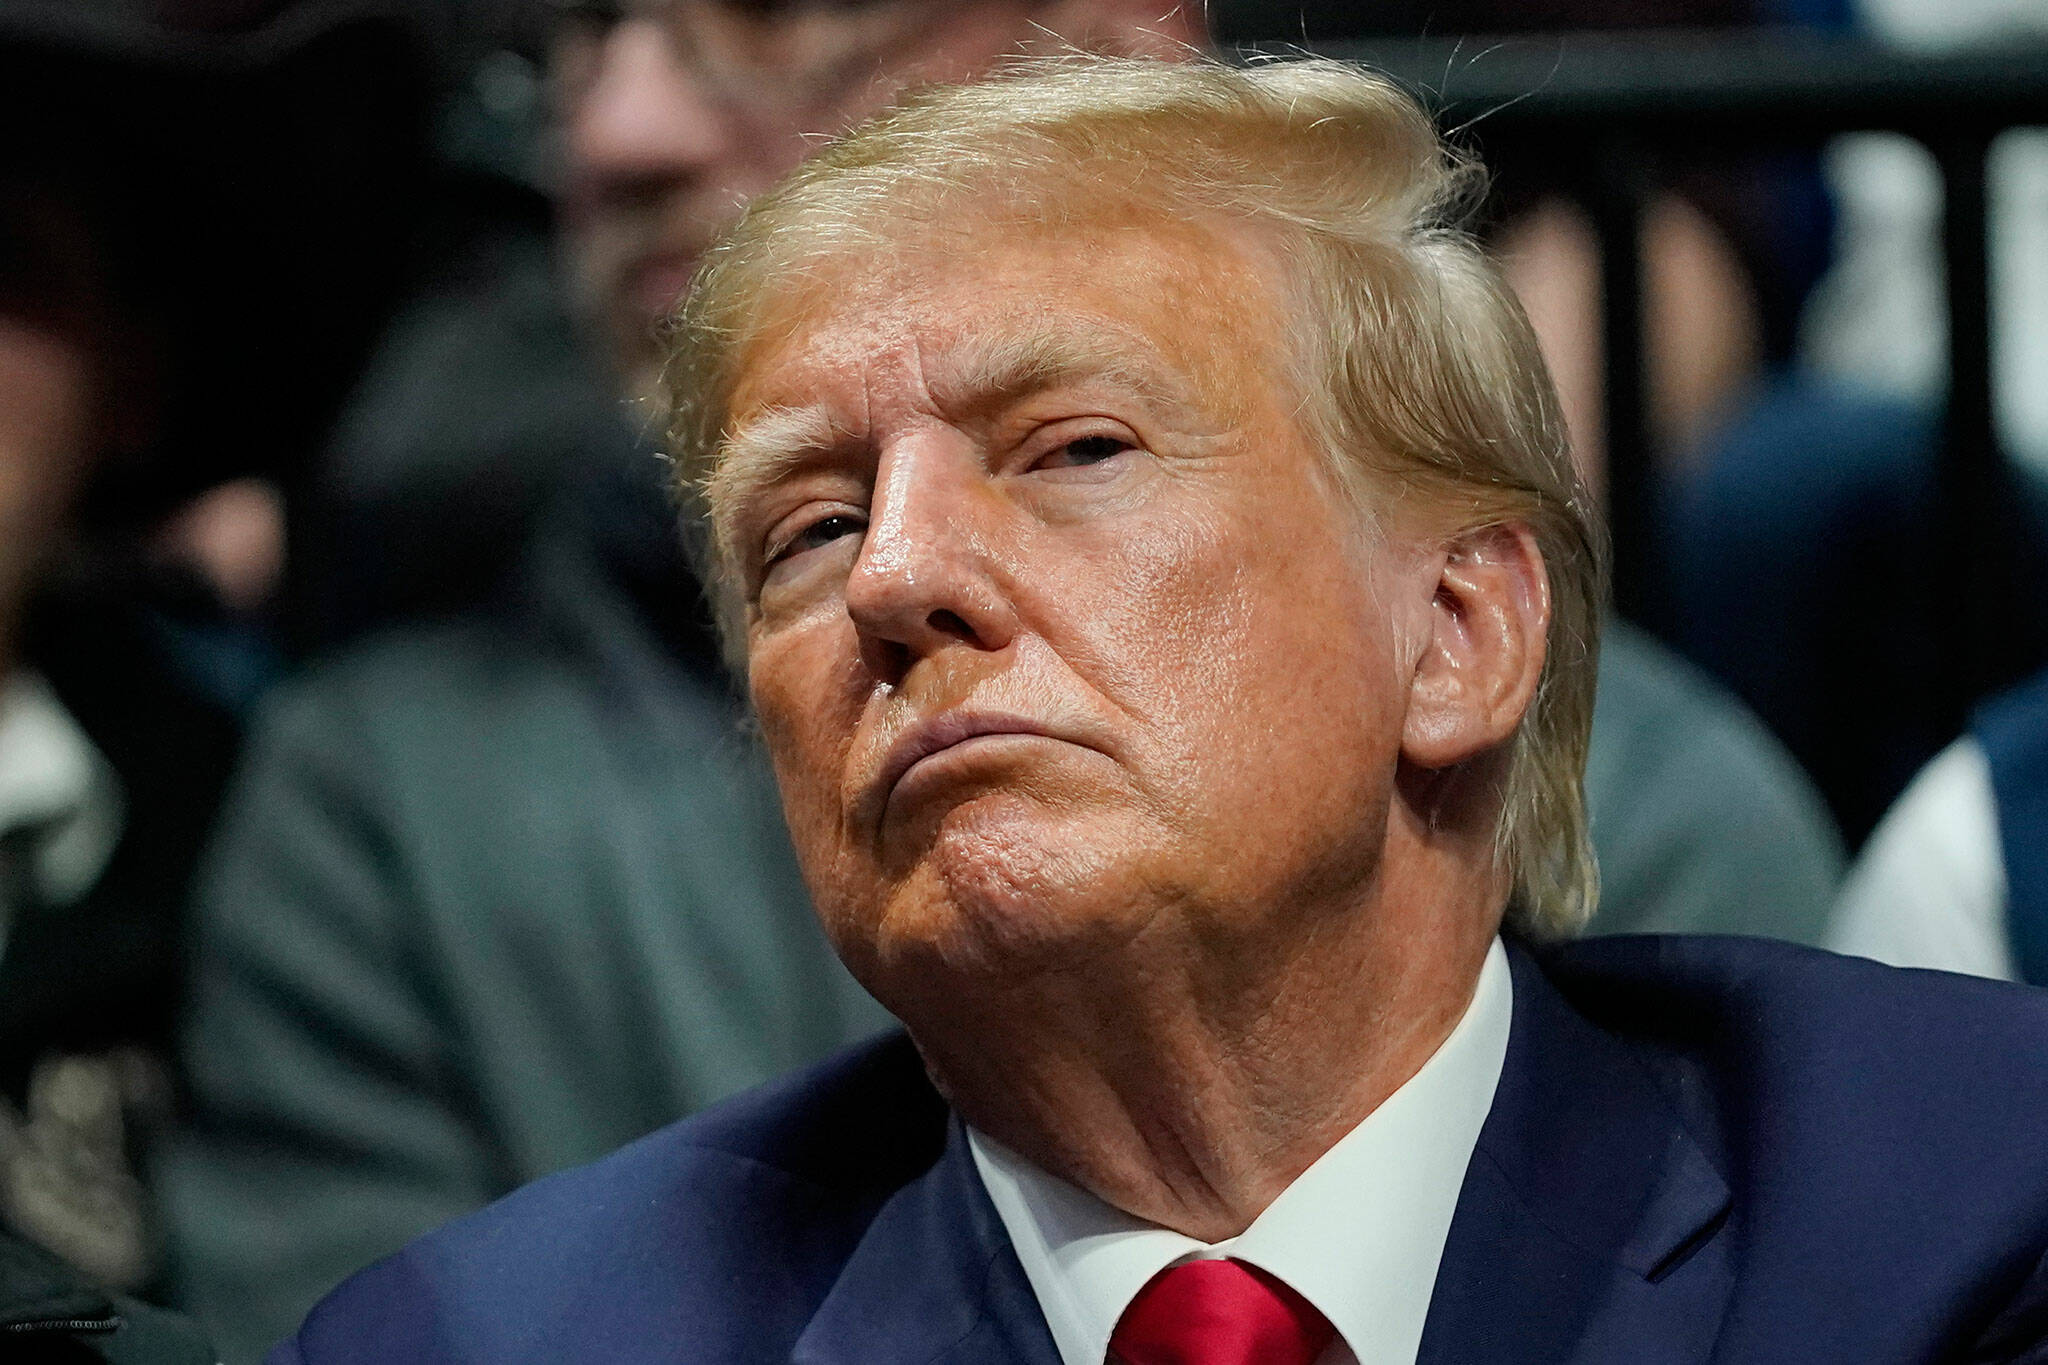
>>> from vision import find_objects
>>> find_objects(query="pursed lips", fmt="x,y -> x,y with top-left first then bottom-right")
856,712 -> 1082,834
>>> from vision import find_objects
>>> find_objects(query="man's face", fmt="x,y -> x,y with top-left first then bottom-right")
552,0 -> 1067,392
719,218 -> 1438,1009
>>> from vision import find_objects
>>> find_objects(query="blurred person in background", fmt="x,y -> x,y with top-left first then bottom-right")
1829,662 -> 2048,983
0,0 -> 425,1355
1805,0 -> 2048,478
0,158 -> 183,1310
0,177 -> 221,1365
162,2 -> 1202,1360
1634,0 -> 2048,841
1819,0 -> 2048,978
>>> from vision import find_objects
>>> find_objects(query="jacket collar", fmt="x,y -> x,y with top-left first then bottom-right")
794,939 -> 1735,1365
792,1115 -> 1062,1365
1417,939 -> 1735,1363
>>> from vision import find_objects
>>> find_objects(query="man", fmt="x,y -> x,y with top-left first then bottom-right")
174,0 -> 1829,1353
172,35 -> 1833,1354
275,56 -> 2048,1363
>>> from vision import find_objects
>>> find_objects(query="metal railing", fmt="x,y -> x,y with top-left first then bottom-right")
1253,29 -> 2048,713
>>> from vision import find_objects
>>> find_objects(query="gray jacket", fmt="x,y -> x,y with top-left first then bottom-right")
160,524 -> 887,1365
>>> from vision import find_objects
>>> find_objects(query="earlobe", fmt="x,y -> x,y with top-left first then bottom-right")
1400,524 -> 1551,771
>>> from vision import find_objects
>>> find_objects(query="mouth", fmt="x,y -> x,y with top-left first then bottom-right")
860,712 -> 1071,832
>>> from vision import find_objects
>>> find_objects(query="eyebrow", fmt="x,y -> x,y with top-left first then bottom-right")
925,321 -> 1191,417
707,318 -> 1192,538
704,403 -> 852,563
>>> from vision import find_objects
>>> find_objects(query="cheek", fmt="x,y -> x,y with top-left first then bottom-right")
748,626 -> 862,856
1117,493 -> 1387,694
1065,479 -> 1404,825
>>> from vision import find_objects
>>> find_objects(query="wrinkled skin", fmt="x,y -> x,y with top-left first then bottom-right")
726,222 -> 1426,997
716,216 -> 1543,1238
712,210 -> 1540,1236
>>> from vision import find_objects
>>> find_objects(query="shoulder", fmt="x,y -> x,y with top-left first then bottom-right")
1589,624 -> 1833,828
1828,738 -> 2012,977
280,1032 -> 945,1364
1534,933 -> 2048,1202
1979,664 -> 2048,746
1535,932 -> 2048,1079
97,1298 -> 220,1365
247,620 -> 642,756
1528,935 -> 2048,1347
235,624 -> 570,789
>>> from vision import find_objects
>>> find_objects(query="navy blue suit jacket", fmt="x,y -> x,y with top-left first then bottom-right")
272,937 -> 2048,1362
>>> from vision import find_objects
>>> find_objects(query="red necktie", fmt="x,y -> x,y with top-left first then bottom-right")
1109,1258 -> 1336,1365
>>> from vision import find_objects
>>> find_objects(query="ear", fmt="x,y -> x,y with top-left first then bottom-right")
1401,523 -> 1550,770
1037,1 -> 1209,57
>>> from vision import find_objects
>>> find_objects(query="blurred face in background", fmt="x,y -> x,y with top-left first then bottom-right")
0,181 -> 276,649
0,188 -> 116,670
550,0 -> 1198,395
0,314 -> 94,662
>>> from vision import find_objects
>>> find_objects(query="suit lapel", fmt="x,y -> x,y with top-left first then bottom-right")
1418,941 -> 1736,1364
792,1117 -> 1062,1365
792,941 -> 1735,1364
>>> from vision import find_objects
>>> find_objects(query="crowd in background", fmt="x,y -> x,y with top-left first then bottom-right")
0,0 -> 2044,1358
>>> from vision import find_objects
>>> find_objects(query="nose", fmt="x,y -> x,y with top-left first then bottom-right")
846,436 -> 1019,683
564,19 -> 734,205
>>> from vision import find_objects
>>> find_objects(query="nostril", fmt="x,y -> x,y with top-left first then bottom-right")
927,609 -> 973,641
860,636 -> 913,687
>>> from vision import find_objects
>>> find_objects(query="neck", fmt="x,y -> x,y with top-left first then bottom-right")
907,814 -> 1501,1243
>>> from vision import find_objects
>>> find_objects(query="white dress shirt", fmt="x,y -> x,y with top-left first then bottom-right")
0,671 -> 123,950
1828,737 -> 2016,981
968,937 -> 1513,1365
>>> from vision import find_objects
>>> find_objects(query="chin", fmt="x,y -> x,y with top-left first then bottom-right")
853,797 -> 1162,998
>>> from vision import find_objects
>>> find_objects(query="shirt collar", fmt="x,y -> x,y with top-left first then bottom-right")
969,936 -> 1513,1365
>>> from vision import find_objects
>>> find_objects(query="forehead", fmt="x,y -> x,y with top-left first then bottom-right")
725,215 -> 1294,427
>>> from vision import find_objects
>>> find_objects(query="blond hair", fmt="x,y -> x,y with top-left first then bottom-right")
664,54 -> 1608,938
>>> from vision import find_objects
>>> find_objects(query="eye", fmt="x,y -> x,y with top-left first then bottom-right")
767,511 -> 865,569
1033,433 -> 1135,471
